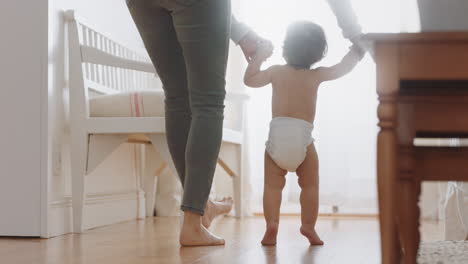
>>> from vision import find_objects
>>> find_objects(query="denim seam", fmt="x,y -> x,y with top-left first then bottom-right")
181,205 -> 205,215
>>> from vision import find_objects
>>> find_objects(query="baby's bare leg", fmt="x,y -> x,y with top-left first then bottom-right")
262,151 -> 287,246
296,143 -> 323,245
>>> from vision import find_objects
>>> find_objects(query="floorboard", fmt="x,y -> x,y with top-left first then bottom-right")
0,216 -> 444,264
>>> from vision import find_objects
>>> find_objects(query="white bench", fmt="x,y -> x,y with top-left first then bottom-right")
65,10 -> 248,232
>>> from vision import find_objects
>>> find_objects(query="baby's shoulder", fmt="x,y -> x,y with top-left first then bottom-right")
306,68 -> 327,82
266,65 -> 286,82
267,64 -> 284,73
308,67 -> 323,73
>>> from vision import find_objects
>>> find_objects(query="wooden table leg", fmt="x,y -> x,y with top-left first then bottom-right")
375,43 -> 401,264
377,98 -> 400,264
397,146 -> 420,264
378,131 -> 400,264
399,178 -> 421,264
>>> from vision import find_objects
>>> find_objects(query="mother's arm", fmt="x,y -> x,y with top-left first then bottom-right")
231,16 -> 251,44
231,15 -> 265,62
327,0 -> 375,59
326,0 -> 362,41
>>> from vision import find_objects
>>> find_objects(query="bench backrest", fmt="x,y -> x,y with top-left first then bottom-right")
65,9 -> 248,132
65,10 -> 160,121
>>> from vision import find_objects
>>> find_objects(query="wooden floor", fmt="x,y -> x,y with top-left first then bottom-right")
0,216 -> 443,264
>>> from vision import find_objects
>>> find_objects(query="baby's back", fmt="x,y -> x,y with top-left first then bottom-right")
270,65 -> 320,123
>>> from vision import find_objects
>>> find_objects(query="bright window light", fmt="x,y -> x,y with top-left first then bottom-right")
237,0 -> 420,214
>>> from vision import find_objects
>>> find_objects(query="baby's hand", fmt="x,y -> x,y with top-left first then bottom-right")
350,34 -> 374,60
350,43 -> 365,59
254,41 -> 274,61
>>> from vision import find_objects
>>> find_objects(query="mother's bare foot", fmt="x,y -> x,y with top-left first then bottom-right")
179,224 -> 225,247
261,224 -> 278,246
202,197 -> 233,228
180,212 -> 225,247
300,225 -> 324,246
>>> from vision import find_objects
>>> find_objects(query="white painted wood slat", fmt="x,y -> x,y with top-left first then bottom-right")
80,46 -> 156,74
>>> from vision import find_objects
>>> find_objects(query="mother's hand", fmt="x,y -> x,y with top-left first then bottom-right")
351,34 -> 375,61
238,31 -> 268,62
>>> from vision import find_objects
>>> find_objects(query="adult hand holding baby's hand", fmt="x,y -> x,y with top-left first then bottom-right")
351,34 -> 375,61
239,31 -> 270,62
254,40 -> 274,61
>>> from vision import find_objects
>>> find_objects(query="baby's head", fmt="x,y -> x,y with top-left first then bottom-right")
283,21 -> 328,69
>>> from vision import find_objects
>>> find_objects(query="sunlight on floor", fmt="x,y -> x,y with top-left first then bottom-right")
0,216 -> 445,264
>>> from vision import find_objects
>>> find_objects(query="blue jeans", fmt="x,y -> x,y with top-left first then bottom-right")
127,0 -> 231,215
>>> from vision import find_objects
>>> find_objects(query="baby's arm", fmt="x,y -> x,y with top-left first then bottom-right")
244,42 -> 274,88
316,44 -> 365,82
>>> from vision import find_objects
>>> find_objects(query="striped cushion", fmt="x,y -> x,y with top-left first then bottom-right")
89,91 -> 165,118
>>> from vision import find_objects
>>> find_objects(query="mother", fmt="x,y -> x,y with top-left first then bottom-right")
126,0 -> 262,246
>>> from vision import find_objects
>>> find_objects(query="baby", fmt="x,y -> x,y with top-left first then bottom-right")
244,21 -> 364,246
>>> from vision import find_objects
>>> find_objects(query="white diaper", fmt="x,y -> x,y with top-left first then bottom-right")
266,117 -> 314,172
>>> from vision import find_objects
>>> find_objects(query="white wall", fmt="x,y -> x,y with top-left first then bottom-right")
418,0 -> 468,31
0,0 -> 48,236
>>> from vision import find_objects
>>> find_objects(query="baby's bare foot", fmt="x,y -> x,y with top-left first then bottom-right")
300,225 -> 324,246
261,224 -> 279,246
179,222 -> 225,247
202,197 -> 233,228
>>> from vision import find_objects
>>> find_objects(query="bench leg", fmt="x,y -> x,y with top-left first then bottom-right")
142,145 -> 160,217
148,134 -> 182,216
71,132 -> 88,233
233,145 -> 243,218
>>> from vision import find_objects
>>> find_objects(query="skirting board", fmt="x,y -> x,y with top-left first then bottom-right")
46,190 -> 145,238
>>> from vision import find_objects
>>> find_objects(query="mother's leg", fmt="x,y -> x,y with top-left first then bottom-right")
127,1 -> 191,191
128,1 -> 224,246
172,0 -> 232,246
173,0 -> 231,217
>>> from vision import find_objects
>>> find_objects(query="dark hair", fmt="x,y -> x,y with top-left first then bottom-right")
283,21 -> 328,69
